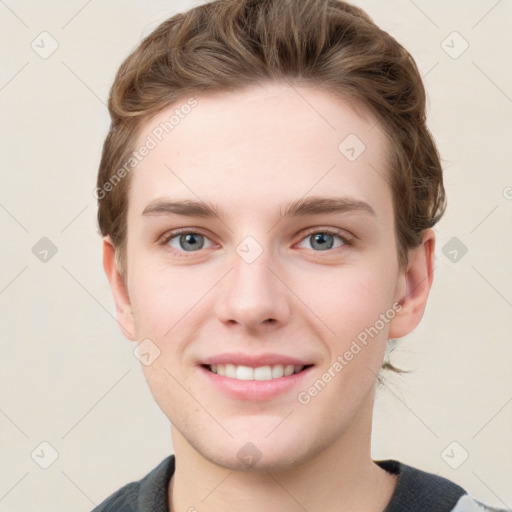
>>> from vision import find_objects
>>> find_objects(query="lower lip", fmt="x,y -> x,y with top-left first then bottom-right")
200,365 -> 313,401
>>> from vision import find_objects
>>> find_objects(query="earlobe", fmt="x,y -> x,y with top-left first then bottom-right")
102,237 -> 137,341
388,229 -> 436,339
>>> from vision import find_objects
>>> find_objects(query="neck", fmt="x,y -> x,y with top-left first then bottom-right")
168,395 -> 396,512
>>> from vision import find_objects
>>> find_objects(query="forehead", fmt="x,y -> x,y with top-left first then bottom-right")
128,82 -> 391,223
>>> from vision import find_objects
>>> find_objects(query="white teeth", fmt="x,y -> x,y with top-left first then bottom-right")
208,363 -> 306,381
225,363 -> 236,379
284,364 -> 294,376
254,366 -> 272,381
235,365 -> 253,380
272,364 -> 284,378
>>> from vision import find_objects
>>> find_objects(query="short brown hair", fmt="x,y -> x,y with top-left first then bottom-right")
96,0 -> 445,280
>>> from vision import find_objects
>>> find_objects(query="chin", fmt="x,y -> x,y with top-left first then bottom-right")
204,445 -> 312,473
187,426 -> 329,474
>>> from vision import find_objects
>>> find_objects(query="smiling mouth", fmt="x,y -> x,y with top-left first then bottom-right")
203,363 -> 313,381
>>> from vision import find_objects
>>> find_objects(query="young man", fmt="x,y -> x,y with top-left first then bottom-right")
93,0 -> 509,510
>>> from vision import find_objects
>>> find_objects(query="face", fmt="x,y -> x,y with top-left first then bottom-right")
108,82 -> 424,472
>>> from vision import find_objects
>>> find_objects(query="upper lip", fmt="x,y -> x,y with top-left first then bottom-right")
201,353 -> 314,367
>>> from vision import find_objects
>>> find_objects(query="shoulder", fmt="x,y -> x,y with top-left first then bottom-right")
452,495 -> 511,512
376,460 -> 510,512
90,455 -> 175,512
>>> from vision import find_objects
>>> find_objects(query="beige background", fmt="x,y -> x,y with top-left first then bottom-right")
0,0 -> 511,510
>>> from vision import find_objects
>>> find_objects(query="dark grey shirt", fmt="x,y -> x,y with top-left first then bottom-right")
91,455 -> 509,511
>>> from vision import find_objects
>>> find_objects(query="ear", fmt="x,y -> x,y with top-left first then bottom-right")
388,228 -> 436,339
102,236 -> 137,341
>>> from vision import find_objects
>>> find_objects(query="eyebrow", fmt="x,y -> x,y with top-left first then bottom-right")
141,196 -> 376,219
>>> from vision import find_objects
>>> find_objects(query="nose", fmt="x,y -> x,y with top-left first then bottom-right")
215,245 -> 291,333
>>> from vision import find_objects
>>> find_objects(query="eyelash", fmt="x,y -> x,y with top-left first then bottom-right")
158,227 -> 353,258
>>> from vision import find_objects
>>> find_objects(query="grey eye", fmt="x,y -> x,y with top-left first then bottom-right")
297,231 -> 346,251
168,232 -> 211,252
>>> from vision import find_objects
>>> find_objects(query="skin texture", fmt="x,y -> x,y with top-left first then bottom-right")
103,81 -> 435,511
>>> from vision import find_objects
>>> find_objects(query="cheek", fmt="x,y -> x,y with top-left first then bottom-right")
127,260 -> 191,336
301,262 -> 397,342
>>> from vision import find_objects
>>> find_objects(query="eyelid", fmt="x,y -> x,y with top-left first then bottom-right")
158,227 -> 210,244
